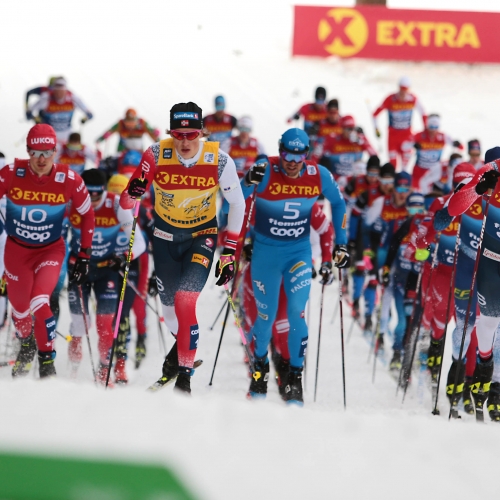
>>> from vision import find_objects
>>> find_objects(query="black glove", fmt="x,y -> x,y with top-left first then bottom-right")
378,265 -> 391,287
108,253 -> 125,272
333,244 -> 350,269
414,142 -> 422,150
245,161 -> 267,185
26,110 -> 34,121
242,242 -> 253,262
319,261 -> 334,285
215,248 -> 236,286
476,169 -> 500,195
452,140 -> 463,149
148,273 -> 158,297
69,252 -> 91,285
128,177 -> 148,198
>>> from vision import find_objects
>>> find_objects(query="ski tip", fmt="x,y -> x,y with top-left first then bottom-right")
286,400 -> 304,408
247,392 -> 266,400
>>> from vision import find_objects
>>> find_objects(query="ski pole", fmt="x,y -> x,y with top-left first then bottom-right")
223,283 -> 257,376
55,330 -> 72,342
371,286 -> 385,382
209,298 -> 228,331
106,195 -> 142,389
117,270 -> 167,356
449,192 -> 492,419
338,268 -> 347,410
314,284 -> 325,402
401,238 -> 441,401
209,301 -> 231,386
153,296 -> 168,357
78,286 -> 97,384
432,219 -> 461,415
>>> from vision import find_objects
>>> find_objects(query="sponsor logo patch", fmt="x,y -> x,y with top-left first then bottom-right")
307,164 -> 316,175
290,261 -> 306,273
253,280 -> 266,294
192,253 -> 210,268
55,172 -> 66,183
204,153 -> 215,163
154,227 -> 173,241
16,168 -> 26,177
299,337 -> 308,357
205,238 -> 214,248
258,312 -> 269,320
484,248 -> 500,262
163,148 -> 172,160
189,324 -> 199,350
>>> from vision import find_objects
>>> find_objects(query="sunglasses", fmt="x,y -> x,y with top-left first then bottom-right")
28,149 -> 55,158
280,150 -> 307,163
170,130 -> 200,141
380,177 -> 394,185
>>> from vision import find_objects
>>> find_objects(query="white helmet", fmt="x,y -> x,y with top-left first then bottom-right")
399,76 -> 411,88
237,116 -> 253,132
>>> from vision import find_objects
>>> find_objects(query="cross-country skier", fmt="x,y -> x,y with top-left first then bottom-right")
204,96 -> 237,149
445,148 -> 500,419
411,114 -> 462,195
67,168 -> 146,385
120,102 -> 245,394
27,77 -> 93,144
312,115 -> 376,189
55,132 -> 100,175
1,124 -> 94,378
310,99 -> 342,155
241,128 -> 348,404
96,108 -> 160,153
467,139 -> 483,170
373,76 -> 427,171
287,86 -> 327,142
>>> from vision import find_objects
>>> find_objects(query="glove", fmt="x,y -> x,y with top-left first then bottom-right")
414,142 -> 422,150
108,253 -> 125,272
476,169 -> 500,195
128,177 -> 148,198
242,241 -> 253,262
0,275 -> 6,296
319,261 -> 334,285
452,140 -> 463,149
375,128 -> 381,138
362,248 -> 374,271
333,244 -> 350,269
26,110 -> 34,121
415,247 -> 430,261
148,273 -> 158,297
81,117 -> 88,124
378,265 -> 390,287
245,160 -> 267,185
69,250 -> 91,285
215,248 -> 236,286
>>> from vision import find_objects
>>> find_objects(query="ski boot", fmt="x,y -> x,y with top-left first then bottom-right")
97,362 -> 114,388
363,316 -> 373,337
389,350 -> 402,372
274,354 -> 290,398
283,366 -> 304,406
174,366 -> 192,395
446,359 -> 465,419
12,333 -> 37,378
487,382 -> 500,422
462,376 -> 475,415
247,356 -> 270,399
352,299 -> 360,320
471,356 -> 494,422
135,334 -> 147,369
427,338 -> 443,383
38,350 -> 56,379
114,357 -> 128,385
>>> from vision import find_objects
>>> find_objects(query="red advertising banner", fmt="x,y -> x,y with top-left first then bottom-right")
293,5 -> 500,63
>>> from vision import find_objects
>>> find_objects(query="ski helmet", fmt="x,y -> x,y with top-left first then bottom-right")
237,116 -> 253,132
81,168 -> 107,197
107,174 -> 130,195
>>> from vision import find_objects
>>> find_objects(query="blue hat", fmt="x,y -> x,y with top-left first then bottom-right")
215,95 -> 225,111
485,147 -> 500,163
406,192 -> 425,208
280,128 -> 309,153
395,171 -> 411,187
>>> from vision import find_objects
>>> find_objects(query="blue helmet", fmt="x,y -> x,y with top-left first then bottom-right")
121,149 -> 142,167
279,128 -> 309,162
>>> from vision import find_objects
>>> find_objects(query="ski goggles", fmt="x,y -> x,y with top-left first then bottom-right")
366,171 -> 379,178
170,130 -> 201,141
395,185 -> 411,193
280,150 -> 307,163
28,149 -> 55,158
407,206 -> 424,215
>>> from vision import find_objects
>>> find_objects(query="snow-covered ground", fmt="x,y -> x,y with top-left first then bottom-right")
2,1 -> 500,499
